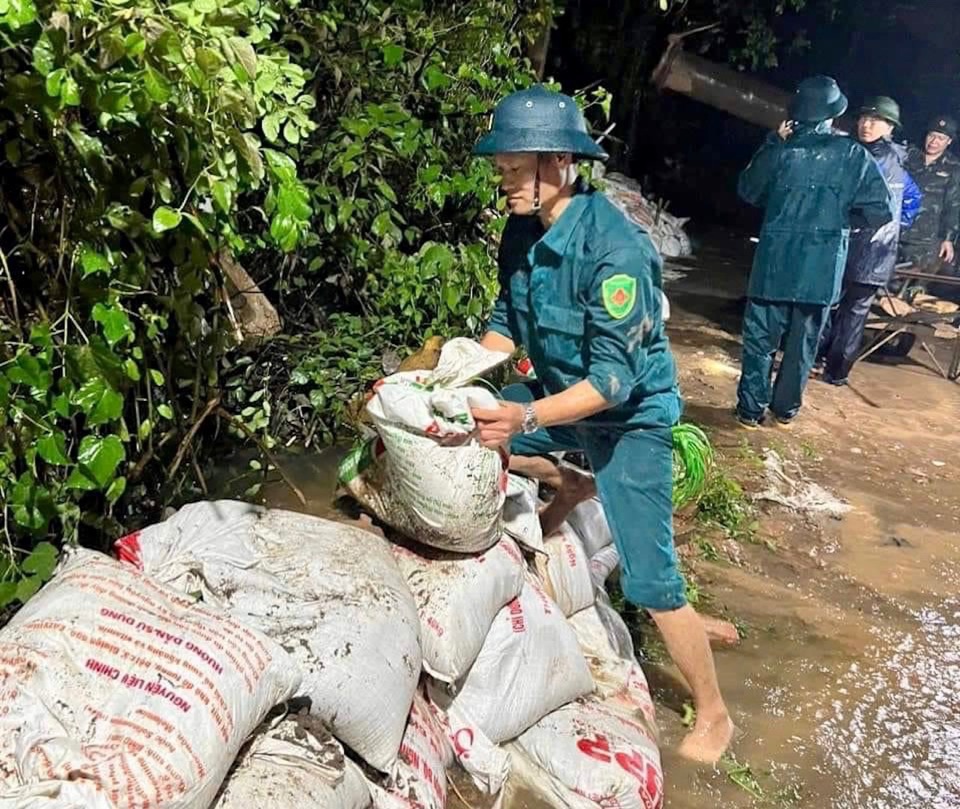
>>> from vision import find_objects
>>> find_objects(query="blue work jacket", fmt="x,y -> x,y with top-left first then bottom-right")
845,138 -> 922,287
739,123 -> 893,305
487,187 -> 681,429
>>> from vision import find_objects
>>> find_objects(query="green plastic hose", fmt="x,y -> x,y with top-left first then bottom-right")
672,423 -> 715,508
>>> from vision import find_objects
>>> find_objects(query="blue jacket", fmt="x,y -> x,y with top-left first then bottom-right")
739,122 -> 893,305
487,187 -> 682,429
845,139 -> 922,286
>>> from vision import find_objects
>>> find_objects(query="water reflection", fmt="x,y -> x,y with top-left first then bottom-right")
815,601 -> 960,808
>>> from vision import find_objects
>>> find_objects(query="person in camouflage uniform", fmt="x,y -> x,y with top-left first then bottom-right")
899,116 -> 960,277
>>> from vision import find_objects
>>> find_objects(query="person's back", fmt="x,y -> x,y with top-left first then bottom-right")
739,123 -> 893,306
733,75 -> 891,429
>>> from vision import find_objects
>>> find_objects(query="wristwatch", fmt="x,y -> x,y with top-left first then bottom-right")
521,403 -> 540,435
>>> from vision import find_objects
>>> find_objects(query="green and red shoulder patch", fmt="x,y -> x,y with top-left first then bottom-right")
601,274 -> 637,320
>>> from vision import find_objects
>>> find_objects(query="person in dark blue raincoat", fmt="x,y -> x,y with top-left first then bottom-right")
468,85 -> 733,765
818,96 -> 922,384
735,76 -> 893,427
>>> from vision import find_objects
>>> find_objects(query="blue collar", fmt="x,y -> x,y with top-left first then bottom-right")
537,188 -> 591,258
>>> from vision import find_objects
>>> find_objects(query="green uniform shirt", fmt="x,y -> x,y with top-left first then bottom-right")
487,186 -> 681,429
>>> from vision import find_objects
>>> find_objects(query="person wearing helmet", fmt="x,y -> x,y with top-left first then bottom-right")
468,85 -> 733,765
817,96 -> 922,385
736,76 -> 892,427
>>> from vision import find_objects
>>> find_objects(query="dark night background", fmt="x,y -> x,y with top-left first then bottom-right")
545,0 -> 960,230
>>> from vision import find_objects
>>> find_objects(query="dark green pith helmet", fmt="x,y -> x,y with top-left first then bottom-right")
858,96 -> 901,128
788,75 -> 848,124
473,85 -> 608,160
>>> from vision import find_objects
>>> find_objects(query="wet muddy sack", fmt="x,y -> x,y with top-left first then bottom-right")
391,536 -> 525,683
212,711 -> 371,809
339,338 -> 511,554
0,549 -> 300,809
116,500 -> 422,773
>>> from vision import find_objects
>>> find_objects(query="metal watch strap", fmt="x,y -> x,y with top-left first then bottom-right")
521,403 -> 539,434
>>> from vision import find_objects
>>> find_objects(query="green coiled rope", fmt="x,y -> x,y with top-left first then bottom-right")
672,422 -> 714,508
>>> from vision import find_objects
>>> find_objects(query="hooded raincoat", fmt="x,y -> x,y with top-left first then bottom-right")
735,122 -> 892,422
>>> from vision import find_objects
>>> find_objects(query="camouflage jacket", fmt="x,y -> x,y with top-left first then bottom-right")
901,147 -> 960,244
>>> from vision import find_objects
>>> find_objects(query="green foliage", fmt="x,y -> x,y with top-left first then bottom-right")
272,1 -> 551,336
696,470 -> 758,541
0,0 -> 561,608
0,0 -> 314,606
655,0 -> 839,69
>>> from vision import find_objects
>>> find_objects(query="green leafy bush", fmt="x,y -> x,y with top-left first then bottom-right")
0,0 -> 313,606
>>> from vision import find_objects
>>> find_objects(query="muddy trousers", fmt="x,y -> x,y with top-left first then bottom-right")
818,282 -> 878,382
736,298 -> 830,422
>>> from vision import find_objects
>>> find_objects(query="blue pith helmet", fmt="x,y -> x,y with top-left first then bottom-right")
788,75 -> 848,124
473,85 -> 608,161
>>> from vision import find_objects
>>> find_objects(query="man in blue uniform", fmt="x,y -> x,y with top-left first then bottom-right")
468,85 -> 733,764
736,76 -> 892,427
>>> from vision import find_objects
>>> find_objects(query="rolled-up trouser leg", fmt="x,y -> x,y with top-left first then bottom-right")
823,282 -> 878,381
506,385 -> 686,611
770,302 -> 831,419
736,298 -> 789,421
584,426 -> 686,611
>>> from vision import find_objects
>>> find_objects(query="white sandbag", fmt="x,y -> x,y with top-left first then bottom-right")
341,338 -> 511,553
429,575 -> 593,745
117,500 -> 421,772
392,536 -> 525,683
568,608 -> 657,730
536,524 -> 594,617
503,474 -> 543,551
0,549 -> 299,809
567,497 -> 614,558
442,703 -> 512,795
515,698 -> 663,809
589,544 -> 621,588
370,692 -> 452,809
571,593 -> 636,664
212,711 -> 370,809
597,588 -> 637,661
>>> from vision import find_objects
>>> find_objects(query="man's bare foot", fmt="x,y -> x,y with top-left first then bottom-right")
677,712 -> 735,765
698,613 -> 741,648
539,465 -> 597,537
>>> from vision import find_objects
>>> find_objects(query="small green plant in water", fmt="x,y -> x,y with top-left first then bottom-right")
696,471 -> 756,541
723,755 -> 765,800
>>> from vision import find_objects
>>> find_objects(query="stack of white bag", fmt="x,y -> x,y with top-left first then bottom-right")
340,338 -> 512,554
429,573 -> 595,794
385,475 -> 594,794
0,549 -> 300,809
115,500 -> 422,774
509,497 -> 665,809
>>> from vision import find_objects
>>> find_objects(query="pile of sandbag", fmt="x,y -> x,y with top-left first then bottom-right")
0,338 -> 663,809
0,548 -> 301,809
600,171 -> 692,259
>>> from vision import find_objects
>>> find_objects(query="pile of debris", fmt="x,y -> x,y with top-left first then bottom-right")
599,171 -> 693,259
0,339 -> 662,809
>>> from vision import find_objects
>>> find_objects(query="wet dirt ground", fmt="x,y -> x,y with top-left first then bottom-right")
658,241 -> 960,808
257,235 -> 960,808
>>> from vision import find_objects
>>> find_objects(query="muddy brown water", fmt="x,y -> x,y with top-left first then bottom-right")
231,292 -> 960,808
